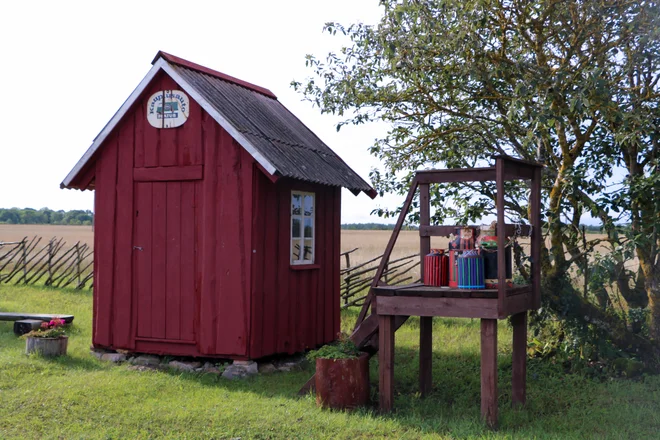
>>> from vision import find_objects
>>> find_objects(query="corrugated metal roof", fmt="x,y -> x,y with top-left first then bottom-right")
166,60 -> 375,196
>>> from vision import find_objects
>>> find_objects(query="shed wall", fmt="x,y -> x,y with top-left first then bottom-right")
249,176 -> 341,358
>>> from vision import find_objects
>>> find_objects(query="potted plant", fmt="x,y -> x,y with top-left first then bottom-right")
23,318 -> 69,357
308,333 -> 370,410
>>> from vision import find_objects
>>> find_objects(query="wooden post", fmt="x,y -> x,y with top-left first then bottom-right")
495,158 -> 506,316
582,225 -> 588,299
47,240 -> 53,281
344,252 -> 351,306
76,243 -> 81,286
419,183 -> 430,279
21,241 -> 27,285
531,167 -> 542,309
481,319 -> 498,428
419,316 -> 432,397
511,312 -> 527,407
379,314 -> 395,412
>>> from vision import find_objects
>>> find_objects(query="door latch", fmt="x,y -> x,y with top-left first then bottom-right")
133,246 -> 143,251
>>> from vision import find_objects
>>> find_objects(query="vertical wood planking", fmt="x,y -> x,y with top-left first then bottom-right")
248,169 -> 265,358
496,158 -> 506,316
379,314 -> 395,412
511,312 -> 527,406
332,186 -> 342,339
238,147 -> 253,354
134,105 -> 145,168
193,180 -> 203,342
481,318 -> 498,428
92,190 -> 100,345
93,134 -> 119,347
135,183 -> 153,338
143,79 -> 160,167
419,316 -> 433,397
316,187 -> 327,345
199,111 -> 218,354
262,175 -> 279,355
419,183 -> 430,280
277,182 -> 291,353
112,116 -> 135,348
151,182 -> 167,339
180,182 -> 196,341
165,182 -> 182,340
213,134 -> 249,356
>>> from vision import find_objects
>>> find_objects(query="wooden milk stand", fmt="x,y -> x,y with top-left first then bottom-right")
355,155 -> 542,428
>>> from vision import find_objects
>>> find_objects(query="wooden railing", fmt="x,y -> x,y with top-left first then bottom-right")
340,248 -> 420,309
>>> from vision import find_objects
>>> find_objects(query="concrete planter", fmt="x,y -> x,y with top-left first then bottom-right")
315,353 -> 370,410
25,336 -> 68,357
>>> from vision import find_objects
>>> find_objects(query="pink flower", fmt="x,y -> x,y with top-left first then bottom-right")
40,322 -> 49,329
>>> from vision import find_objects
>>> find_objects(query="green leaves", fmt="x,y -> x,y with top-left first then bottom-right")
293,0 -> 660,282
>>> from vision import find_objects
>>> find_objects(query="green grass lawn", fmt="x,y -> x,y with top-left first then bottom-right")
1,285 -> 659,439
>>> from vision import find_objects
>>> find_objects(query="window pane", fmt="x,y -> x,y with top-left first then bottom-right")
292,217 -> 301,238
303,239 -> 313,261
291,239 -> 301,262
304,217 -> 313,238
303,195 -> 314,216
292,194 -> 302,215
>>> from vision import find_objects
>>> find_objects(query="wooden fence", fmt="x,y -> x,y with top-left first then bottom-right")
340,248 -> 420,309
0,237 -> 93,289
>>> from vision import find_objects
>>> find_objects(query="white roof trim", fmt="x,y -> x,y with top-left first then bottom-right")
161,63 -> 277,175
61,58 -> 277,188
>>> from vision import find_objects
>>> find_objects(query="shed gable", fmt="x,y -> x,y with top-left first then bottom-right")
62,52 -> 375,198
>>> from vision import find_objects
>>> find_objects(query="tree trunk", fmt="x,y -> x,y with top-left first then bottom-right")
542,272 -> 660,367
643,266 -> 660,340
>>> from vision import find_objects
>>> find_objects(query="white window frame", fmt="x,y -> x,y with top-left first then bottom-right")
290,191 -> 315,265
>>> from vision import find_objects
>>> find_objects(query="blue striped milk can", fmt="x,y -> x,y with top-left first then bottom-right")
457,249 -> 485,289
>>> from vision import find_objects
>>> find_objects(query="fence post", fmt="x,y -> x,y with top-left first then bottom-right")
48,240 -> 53,282
76,243 -> 81,286
22,241 -> 27,284
343,252 -> 351,306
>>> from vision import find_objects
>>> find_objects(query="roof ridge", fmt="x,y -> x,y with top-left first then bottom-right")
153,51 -> 278,99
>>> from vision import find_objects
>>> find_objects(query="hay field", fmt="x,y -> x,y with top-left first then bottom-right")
0,225 -> 94,248
340,230 -> 451,268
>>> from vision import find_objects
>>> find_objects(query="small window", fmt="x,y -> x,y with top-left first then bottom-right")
291,191 -> 314,264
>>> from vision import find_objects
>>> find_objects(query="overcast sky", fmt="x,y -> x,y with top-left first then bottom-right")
0,0 -> 402,223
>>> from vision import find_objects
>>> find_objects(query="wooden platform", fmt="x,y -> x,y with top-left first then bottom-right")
374,283 -> 533,319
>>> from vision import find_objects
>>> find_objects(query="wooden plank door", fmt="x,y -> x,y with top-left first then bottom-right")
133,181 -> 198,342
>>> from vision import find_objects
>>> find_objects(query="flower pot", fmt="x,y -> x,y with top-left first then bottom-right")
25,336 -> 68,356
315,353 -> 370,409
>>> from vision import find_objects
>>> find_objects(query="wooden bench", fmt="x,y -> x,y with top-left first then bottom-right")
0,313 -> 75,336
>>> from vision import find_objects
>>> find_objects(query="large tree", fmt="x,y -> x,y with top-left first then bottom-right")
295,0 -> 660,354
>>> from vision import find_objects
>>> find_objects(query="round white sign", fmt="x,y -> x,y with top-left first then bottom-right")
146,90 -> 190,128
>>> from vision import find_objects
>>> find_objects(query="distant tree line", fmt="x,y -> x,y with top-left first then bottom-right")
0,208 -> 93,226
342,223 -> 617,233
341,223 -> 418,231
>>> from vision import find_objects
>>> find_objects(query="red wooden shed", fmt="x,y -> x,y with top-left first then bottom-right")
61,51 -> 375,360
